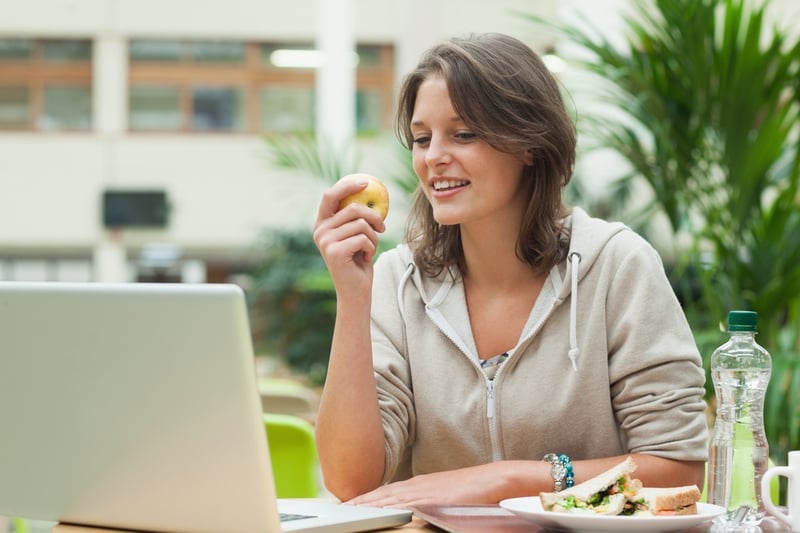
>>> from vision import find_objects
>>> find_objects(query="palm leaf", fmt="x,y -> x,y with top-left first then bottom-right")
262,133 -> 360,184
519,0 -> 800,459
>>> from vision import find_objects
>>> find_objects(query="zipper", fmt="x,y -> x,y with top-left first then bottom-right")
486,299 -> 561,461
486,379 -> 496,418
423,304 -> 499,453
424,304 -> 476,362
486,378 -> 502,462
424,282 -> 563,462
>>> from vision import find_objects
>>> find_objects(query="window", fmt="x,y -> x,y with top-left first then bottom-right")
0,38 -> 92,131
42,85 -> 92,130
259,85 -> 314,133
42,40 -> 92,61
191,41 -> 245,63
0,39 -> 32,60
128,86 -> 181,130
356,89 -> 383,135
128,39 -> 394,134
353,45 -> 394,135
192,86 -> 245,131
0,86 -> 29,128
129,40 -> 183,62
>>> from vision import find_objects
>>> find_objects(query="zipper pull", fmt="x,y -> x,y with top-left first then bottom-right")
486,380 -> 496,418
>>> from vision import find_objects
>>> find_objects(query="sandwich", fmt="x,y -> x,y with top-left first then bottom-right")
539,456 -> 702,516
626,486 -> 703,516
539,456 -> 642,515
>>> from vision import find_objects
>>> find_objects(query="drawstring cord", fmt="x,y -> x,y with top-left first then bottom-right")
397,256 -> 581,371
568,252 -> 581,371
396,263 -> 415,324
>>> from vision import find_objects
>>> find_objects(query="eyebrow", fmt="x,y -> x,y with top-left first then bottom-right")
410,115 -> 464,128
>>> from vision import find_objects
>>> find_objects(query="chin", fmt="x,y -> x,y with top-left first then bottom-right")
430,206 -> 466,226
432,214 -> 462,226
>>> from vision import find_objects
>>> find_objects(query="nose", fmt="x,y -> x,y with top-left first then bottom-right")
424,135 -> 452,168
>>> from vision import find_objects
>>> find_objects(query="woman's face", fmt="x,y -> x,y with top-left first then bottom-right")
409,75 -> 531,228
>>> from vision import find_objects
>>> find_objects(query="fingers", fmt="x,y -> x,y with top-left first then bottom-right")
345,485 -> 432,509
316,178 -> 384,227
314,179 -> 386,269
314,217 -> 379,261
316,225 -> 379,273
343,469 -> 494,508
316,180 -> 357,221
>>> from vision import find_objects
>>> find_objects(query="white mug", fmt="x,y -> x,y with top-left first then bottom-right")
762,450 -> 800,532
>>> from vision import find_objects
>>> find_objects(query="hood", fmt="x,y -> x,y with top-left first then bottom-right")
392,206 -> 631,370
553,207 -> 630,369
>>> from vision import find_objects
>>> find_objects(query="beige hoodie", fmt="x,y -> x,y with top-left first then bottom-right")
370,207 -> 709,484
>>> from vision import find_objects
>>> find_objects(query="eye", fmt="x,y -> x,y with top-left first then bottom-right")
412,135 -> 431,147
454,131 -> 477,142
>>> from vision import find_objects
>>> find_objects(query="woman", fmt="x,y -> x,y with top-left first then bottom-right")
312,33 -> 708,506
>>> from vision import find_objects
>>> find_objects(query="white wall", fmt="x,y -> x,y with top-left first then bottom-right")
2,0 -> 557,42
0,0 -> 563,281
0,0 -> 796,281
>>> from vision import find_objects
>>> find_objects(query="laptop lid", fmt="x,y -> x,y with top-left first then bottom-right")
0,281 -> 280,533
0,282 -> 410,533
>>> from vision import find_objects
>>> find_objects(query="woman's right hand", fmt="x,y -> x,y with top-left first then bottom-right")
313,179 -> 389,498
313,178 -> 386,298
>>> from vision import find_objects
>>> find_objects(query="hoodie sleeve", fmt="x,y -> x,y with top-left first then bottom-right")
604,232 -> 709,461
370,248 -> 416,483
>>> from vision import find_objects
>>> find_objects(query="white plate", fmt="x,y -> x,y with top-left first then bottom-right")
499,497 -> 727,532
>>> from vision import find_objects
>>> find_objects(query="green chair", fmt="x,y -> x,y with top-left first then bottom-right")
0,517 -> 30,533
264,413 -> 319,498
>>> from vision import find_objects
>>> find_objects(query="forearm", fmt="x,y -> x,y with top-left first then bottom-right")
347,454 -> 705,506
620,454 -> 705,489
315,296 -> 386,501
494,454 -> 705,502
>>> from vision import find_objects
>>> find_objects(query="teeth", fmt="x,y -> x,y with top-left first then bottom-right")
433,180 -> 468,191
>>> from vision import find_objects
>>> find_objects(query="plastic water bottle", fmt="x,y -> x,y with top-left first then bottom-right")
707,310 -> 772,527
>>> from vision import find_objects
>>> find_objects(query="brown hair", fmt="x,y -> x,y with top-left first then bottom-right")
396,33 -> 576,277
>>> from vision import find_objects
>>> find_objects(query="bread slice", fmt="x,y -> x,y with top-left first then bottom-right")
634,486 -> 702,515
539,456 -> 638,513
539,457 -> 701,517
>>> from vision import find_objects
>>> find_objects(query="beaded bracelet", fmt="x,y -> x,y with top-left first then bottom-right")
543,453 -> 575,492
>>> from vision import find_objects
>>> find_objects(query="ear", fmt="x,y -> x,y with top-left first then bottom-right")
523,149 -> 534,166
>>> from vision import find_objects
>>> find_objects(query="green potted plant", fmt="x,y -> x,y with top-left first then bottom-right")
251,133 -> 415,384
521,0 -> 800,461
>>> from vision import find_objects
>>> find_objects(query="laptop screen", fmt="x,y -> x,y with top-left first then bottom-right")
0,282 -> 282,533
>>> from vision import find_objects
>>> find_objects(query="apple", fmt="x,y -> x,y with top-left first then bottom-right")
337,173 -> 390,221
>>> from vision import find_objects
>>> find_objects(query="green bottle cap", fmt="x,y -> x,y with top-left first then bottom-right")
728,310 -> 757,332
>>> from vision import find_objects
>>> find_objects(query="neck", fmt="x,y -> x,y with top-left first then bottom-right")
461,224 -> 536,291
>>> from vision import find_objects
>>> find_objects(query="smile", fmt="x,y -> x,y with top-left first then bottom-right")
432,179 -> 470,191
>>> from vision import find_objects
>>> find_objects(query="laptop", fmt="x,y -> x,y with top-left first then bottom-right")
0,281 -> 411,533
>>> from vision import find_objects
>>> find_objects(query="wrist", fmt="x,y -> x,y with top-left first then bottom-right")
543,453 -> 574,492
335,288 -> 373,312
486,460 -> 557,501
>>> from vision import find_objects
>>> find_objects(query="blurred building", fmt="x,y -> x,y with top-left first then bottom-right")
0,0 -> 562,283
0,0 -> 796,283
